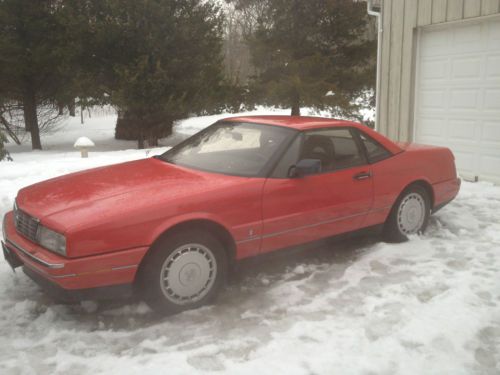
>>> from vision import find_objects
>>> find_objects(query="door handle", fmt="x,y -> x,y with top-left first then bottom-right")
353,171 -> 371,180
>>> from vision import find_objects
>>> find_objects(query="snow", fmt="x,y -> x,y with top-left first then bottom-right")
73,137 -> 95,148
0,110 -> 499,374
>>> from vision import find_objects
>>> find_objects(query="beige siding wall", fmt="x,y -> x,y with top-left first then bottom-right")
377,0 -> 500,141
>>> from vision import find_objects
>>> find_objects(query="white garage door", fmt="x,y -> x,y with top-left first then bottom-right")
414,16 -> 500,183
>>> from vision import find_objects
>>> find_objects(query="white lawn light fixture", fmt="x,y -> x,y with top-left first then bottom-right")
74,136 -> 95,158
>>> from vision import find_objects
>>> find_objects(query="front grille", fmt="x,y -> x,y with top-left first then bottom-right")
14,208 -> 39,242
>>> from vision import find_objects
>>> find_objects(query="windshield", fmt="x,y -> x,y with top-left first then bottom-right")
160,121 -> 296,177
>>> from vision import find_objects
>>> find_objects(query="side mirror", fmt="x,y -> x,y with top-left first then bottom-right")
288,159 -> 321,178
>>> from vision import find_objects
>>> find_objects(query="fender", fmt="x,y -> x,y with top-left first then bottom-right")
396,176 -> 434,207
147,211 -> 235,246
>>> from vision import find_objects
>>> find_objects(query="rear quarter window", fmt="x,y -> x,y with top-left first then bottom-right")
358,131 -> 392,163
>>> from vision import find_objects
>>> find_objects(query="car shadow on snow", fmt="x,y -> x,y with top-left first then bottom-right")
7,231 -> 382,331
0,235 -> 380,334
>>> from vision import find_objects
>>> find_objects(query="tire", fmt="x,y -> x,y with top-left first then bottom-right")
137,230 -> 227,315
383,185 -> 431,243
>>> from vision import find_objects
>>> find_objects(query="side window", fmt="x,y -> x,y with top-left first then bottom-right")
358,131 -> 392,163
300,128 -> 366,173
271,135 -> 302,178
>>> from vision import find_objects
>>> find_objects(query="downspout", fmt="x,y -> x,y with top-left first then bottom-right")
367,0 -> 382,130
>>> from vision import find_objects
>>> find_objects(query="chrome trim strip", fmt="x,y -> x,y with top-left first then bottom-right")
235,206 -> 392,244
236,237 -> 261,245
27,264 -> 138,280
260,211 -> 367,240
111,264 -> 138,271
5,239 -> 65,269
51,273 -> 77,279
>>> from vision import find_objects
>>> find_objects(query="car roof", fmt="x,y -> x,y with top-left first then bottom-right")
223,115 -> 358,130
223,115 -> 403,154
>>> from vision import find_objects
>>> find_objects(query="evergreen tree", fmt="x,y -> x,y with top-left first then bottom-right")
247,0 -> 376,116
76,0 -> 226,148
0,0 -> 73,149
58,2 -> 115,114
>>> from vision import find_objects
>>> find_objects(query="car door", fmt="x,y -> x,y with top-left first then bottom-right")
260,127 -> 374,254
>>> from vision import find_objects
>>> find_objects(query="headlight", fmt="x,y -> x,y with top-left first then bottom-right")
37,226 -> 66,256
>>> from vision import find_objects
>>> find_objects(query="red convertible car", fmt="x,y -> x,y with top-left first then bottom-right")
2,116 -> 460,314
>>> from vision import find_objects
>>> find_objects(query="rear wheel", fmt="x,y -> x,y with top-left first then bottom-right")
383,185 -> 430,242
138,230 -> 227,315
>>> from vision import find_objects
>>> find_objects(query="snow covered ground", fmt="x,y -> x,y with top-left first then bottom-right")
0,110 -> 499,375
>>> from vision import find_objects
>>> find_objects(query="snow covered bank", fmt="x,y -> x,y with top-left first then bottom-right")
0,111 -> 499,374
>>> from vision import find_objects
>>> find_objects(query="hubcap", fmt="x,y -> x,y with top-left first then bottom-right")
397,192 -> 426,235
160,244 -> 217,305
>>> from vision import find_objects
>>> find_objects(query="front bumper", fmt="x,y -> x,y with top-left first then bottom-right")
2,211 -> 148,298
23,266 -> 134,302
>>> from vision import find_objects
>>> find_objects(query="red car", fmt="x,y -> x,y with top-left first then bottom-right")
2,116 -> 460,314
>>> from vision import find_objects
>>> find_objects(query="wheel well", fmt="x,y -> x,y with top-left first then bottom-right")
139,219 -> 236,273
403,180 -> 435,209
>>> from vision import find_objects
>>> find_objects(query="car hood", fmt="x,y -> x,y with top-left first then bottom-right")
16,158 -> 235,225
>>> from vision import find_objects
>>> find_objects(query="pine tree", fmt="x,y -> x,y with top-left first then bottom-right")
247,0 -> 376,116
77,0 -> 227,148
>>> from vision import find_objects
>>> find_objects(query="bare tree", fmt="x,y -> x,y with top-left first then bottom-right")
222,1 -> 271,85
0,102 -> 67,144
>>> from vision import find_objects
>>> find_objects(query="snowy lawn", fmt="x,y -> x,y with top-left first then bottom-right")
0,110 -> 499,374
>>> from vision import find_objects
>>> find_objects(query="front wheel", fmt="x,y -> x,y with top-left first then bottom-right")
137,230 -> 227,315
383,185 -> 430,242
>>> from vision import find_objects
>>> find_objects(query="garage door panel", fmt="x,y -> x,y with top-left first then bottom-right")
478,153 -> 500,176
417,117 -> 445,138
484,90 -> 500,111
448,119 -> 478,141
420,29 -> 449,56
419,90 -> 446,109
488,18 -> 500,41
415,17 -> 500,182
486,55 -> 500,78
450,89 -> 480,109
421,58 -> 449,81
481,121 -> 500,144
452,23 -> 483,52
453,150 -> 476,172
451,57 -> 482,79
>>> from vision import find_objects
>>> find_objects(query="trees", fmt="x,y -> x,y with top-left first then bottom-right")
0,0 -> 73,150
246,0 -> 376,117
0,0 -> 229,150
223,0 -> 269,86
0,98 -> 11,161
0,131 -> 7,161
0,107 -> 6,160
78,0 -> 227,148
0,0 -> 375,153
